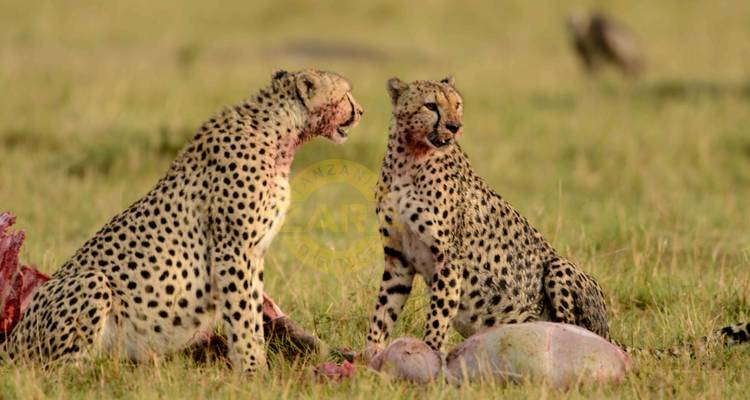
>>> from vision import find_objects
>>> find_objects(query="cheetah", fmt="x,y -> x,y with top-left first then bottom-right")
4,69 -> 363,373
365,76 -> 749,357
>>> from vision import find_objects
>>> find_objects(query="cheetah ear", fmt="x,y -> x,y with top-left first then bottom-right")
295,70 -> 321,109
387,77 -> 408,105
440,75 -> 455,87
271,69 -> 288,92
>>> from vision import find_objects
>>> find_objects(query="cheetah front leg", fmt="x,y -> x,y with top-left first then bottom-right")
208,197 -> 267,373
365,247 -> 416,360
423,257 -> 462,352
365,205 -> 416,360
399,197 -> 462,353
209,232 -> 266,373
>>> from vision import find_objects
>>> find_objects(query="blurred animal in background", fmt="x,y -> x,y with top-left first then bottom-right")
567,11 -> 645,78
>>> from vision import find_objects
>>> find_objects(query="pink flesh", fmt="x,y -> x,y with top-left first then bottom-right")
263,293 -> 286,320
371,323 -> 631,388
314,361 -> 356,382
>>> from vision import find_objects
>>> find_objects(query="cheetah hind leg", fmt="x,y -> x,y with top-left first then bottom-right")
542,259 -> 610,339
7,269 -> 114,364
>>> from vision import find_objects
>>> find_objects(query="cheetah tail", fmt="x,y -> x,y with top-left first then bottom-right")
619,321 -> 750,358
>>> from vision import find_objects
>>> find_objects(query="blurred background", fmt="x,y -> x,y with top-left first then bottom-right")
1,0 -> 749,375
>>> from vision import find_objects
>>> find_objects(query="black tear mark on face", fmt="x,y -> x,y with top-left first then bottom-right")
426,103 -> 450,148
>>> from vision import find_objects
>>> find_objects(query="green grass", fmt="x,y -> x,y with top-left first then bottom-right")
1,0 -> 749,398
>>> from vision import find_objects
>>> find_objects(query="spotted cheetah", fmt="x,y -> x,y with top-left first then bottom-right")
365,76 -> 749,357
4,69 -> 363,373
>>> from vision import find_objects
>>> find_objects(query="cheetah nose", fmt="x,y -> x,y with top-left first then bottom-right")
446,123 -> 462,134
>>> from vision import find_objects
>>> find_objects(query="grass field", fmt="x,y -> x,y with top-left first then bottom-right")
1,0 -> 750,398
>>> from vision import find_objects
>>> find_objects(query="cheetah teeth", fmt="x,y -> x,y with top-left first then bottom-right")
427,133 -> 450,148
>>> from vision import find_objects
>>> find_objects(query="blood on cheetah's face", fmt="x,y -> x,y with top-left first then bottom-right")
281,69 -> 364,145
387,76 -> 463,155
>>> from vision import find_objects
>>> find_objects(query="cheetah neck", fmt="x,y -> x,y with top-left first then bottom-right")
381,123 -> 445,187
234,86 -> 307,177
381,127 -> 416,186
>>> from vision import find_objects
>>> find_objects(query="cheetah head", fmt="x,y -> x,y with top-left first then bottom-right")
273,69 -> 363,145
387,76 -> 463,155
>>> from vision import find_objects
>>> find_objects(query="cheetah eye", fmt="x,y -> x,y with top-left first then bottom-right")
424,102 -> 438,111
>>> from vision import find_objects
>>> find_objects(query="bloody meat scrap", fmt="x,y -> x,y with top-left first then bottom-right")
0,212 -> 49,339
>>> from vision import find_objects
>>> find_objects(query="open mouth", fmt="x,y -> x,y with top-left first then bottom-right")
336,125 -> 350,139
427,131 -> 451,148
336,105 -> 357,139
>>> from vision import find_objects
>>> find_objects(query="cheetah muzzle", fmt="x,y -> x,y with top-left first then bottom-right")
335,94 -> 360,141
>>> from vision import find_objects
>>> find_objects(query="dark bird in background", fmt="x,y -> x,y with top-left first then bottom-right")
567,12 -> 645,78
